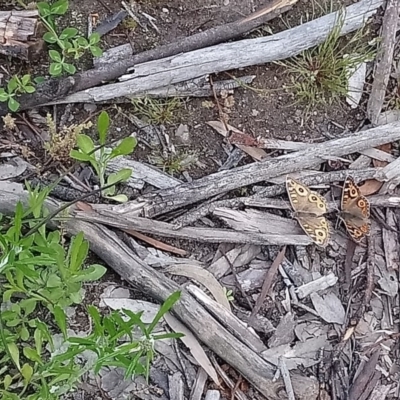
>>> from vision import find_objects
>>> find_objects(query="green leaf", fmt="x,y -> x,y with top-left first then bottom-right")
21,75 -> 31,85
50,0 -> 69,15
49,49 -> 62,62
8,97 -> 20,112
106,169 -> 132,186
21,363 -> 34,384
37,1 -> 51,16
33,76 -> 45,84
53,305 -> 67,338
46,273 -> 62,287
147,291 -> 181,334
89,33 -> 101,45
7,78 -> 18,93
76,134 -> 94,153
69,149 -> 96,163
23,347 -> 42,364
20,298 -> 37,315
63,63 -> 76,75
49,62 -> 63,76
71,264 -> 107,282
97,111 -> 110,145
60,27 -> 78,40
76,37 -> 88,47
105,194 -> 128,203
111,137 -> 137,157
20,326 -> 30,341
7,343 -> 20,370
43,31 -> 57,44
68,231 -> 88,272
4,374 -> 13,390
0,89 -> 9,102
24,85 -> 36,94
90,46 -> 103,57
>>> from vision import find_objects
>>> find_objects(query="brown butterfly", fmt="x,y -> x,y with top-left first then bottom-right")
339,176 -> 371,243
286,176 -> 330,247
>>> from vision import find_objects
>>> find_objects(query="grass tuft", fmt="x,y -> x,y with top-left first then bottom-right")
280,8 -> 376,112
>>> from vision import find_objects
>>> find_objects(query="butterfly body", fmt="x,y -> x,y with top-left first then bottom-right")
339,176 -> 371,242
286,177 -> 330,247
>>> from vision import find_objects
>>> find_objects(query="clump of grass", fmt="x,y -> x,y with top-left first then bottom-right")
131,97 -> 182,125
280,8 -> 375,111
148,150 -> 198,176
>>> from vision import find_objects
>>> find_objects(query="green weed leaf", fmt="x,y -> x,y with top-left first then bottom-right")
8,97 -> 20,112
7,343 -> 21,370
105,194 -> 128,203
37,1 -> 51,16
89,33 -> 101,45
97,111 -> 110,144
24,85 -> 36,94
21,363 -> 34,384
60,27 -> 78,40
111,137 -> 137,157
43,31 -> 57,43
7,78 -> 18,93
106,169 -> 131,186
90,46 -> 103,57
49,63 -> 63,76
71,264 -> 107,282
53,305 -> 67,338
70,150 -> 95,163
63,63 -> 76,75
50,0 -> 69,15
76,134 -> 94,153
49,50 -> 62,62
21,75 -> 31,85
0,89 -> 9,102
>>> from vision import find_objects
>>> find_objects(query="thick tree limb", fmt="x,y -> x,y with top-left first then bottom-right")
49,0 -> 384,105
124,121 -> 400,218
0,0 -> 296,115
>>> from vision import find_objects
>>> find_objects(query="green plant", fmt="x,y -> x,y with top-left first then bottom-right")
37,0 -> 102,76
280,8 -> 375,111
0,75 -> 35,112
70,111 -> 137,202
131,97 -> 182,125
63,291 -> 184,381
0,184 -> 183,399
223,288 -> 234,302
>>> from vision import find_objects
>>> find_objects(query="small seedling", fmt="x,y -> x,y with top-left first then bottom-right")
223,288 -> 234,302
70,111 -> 137,202
0,75 -> 35,112
37,0 -> 102,76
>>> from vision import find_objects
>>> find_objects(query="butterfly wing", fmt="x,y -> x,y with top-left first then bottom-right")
295,215 -> 330,247
286,177 -> 327,216
341,176 -> 370,219
341,176 -> 371,242
340,214 -> 371,243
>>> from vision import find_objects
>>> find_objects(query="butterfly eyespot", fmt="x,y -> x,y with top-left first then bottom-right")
350,189 -> 357,196
298,187 -> 305,193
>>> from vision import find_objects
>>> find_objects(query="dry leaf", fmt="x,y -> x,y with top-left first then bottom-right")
164,313 -> 220,385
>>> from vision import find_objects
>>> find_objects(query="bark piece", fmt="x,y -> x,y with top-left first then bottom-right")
0,10 -> 44,60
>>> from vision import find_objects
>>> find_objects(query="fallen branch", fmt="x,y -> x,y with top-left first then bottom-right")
367,0 -> 399,124
51,0 -> 384,105
0,0 -> 296,115
131,121 -> 400,218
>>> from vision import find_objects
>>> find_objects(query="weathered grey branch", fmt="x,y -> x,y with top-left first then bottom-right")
129,121 -> 400,218
52,0 -> 383,105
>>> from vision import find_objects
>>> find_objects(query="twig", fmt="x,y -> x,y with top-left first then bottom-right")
248,246 -> 286,324
278,357 -> 296,400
